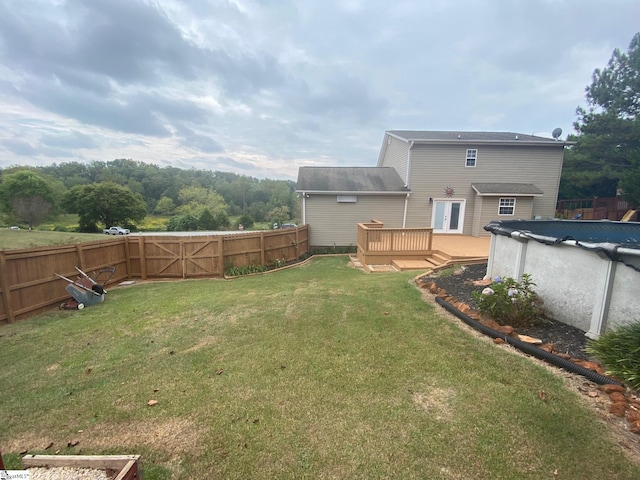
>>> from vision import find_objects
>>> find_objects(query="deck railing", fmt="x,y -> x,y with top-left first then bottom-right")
357,220 -> 433,265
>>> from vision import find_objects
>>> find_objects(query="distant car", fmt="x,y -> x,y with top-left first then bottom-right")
9,226 -> 20,230
103,226 -> 130,235
280,223 -> 297,229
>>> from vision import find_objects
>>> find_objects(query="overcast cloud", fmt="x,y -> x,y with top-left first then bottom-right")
0,0 -> 637,180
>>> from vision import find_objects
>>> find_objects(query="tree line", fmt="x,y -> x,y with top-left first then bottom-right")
0,161 -> 299,231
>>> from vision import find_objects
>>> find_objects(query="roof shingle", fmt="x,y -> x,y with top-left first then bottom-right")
296,167 -> 409,193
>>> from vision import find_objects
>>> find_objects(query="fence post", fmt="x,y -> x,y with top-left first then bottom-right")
124,236 -> 132,278
260,232 -> 265,265
75,243 -> 85,271
181,238 -> 186,279
220,236 -> 225,276
0,251 -> 14,323
139,235 -> 147,280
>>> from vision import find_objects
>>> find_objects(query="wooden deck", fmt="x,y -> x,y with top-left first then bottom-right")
365,235 -> 490,272
356,221 -> 490,272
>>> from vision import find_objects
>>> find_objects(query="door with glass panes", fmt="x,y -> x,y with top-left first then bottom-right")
432,200 -> 465,234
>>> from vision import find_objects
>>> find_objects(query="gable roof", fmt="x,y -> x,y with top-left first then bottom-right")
387,130 -> 567,145
296,167 -> 410,194
472,183 -> 544,196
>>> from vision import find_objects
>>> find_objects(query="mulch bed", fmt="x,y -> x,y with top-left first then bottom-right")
419,263 -> 592,361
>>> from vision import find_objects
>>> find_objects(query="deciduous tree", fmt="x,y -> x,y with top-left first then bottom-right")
63,182 -> 147,231
0,170 -> 55,229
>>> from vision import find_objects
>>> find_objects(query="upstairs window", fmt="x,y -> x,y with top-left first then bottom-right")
337,195 -> 357,203
498,198 -> 516,215
465,149 -> 477,167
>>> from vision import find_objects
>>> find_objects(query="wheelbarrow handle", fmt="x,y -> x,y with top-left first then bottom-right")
54,273 -> 102,296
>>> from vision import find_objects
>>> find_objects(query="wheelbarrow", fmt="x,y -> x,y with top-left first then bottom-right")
56,266 -> 116,310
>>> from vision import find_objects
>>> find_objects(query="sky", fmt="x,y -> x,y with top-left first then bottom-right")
0,1 -> 638,181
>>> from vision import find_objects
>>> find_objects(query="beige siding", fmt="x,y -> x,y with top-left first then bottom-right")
385,143 -> 564,235
305,194 -> 406,246
472,196 -> 534,236
379,135 -> 409,184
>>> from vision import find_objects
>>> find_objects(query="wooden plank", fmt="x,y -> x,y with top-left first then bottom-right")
114,459 -> 138,480
22,455 -> 140,471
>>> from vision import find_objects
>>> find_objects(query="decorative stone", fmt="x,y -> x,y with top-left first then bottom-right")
610,402 -> 627,417
602,384 -> 626,394
517,334 -> 543,344
628,421 -> 640,434
482,318 -> 501,330
496,325 -> 514,336
609,392 -> 628,404
539,343 -> 555,353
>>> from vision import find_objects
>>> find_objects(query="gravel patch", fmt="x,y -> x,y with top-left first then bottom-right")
28,467 -> 111,480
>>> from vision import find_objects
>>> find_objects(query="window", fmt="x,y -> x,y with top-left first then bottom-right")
499,198 -> 516,215
465,149 -> 477,167
337,195 -> 357,203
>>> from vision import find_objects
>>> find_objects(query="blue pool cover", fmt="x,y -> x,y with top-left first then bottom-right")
484,220 -> 640,249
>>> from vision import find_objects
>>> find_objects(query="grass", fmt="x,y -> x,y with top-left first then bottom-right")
1,257 -> 639,479
0,229 -> 108,250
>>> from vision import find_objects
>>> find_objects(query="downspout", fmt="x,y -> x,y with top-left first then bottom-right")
302,193 -> 307,225
402,141 -> 414,228
402,193 -> 410,228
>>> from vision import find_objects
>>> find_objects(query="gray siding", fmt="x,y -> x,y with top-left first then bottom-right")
305,194 -> 406,246
385,143 -> 563,235
378,135 -> 409,184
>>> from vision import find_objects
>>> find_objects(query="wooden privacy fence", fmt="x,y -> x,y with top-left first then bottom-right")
0,225 -> 309,324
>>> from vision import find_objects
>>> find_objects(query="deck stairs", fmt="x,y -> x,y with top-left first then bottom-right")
390,251 -> 487,272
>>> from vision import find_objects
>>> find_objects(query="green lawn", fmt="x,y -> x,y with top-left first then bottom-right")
1,257 -> 638,479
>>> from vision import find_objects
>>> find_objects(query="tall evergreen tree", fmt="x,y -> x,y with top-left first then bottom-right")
561,33 -> 640,206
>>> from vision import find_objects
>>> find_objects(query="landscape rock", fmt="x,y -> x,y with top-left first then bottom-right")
602,384 -> 626,394
609,392 -> 628,404
610,402 -> 627,417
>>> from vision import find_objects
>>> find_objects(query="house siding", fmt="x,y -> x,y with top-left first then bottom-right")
378,135 -> 409,184
472,196 -> 534,236
305,194 -> 406,246
388,143 -> 564,235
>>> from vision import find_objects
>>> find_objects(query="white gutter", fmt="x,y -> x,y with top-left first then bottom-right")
405,141 -> 414,187
402,141 -> 414,228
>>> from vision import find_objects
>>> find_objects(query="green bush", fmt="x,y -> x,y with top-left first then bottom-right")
586,322 -> 640,389
167,214 -> 198,231
472,273 -> 546,327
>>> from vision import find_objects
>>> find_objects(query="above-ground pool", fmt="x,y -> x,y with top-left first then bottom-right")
484,219 -> 640,338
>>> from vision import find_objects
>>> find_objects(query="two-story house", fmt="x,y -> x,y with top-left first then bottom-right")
297,130 -> 569,247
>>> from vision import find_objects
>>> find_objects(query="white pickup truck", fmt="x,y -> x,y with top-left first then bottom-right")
103,226 -> 130,235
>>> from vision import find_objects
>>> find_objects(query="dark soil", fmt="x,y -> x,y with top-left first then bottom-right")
420,263 -> 592,361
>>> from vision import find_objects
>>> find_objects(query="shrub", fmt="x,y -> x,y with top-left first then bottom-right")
167,214 -> 198,231
472,273 -> 546,327
586,322 -> 640,390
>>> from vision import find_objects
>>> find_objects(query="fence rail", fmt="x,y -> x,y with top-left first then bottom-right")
0,226 -> 309,324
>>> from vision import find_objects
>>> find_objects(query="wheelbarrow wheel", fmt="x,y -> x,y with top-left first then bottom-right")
77,303 -> 85,310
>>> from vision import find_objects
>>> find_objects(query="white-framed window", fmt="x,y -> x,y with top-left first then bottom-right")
337,195 -> 357,203
498,197 -> 516,215
465,149 -> 477,167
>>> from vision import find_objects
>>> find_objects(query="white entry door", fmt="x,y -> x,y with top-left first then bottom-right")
432,200 -> 465,234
